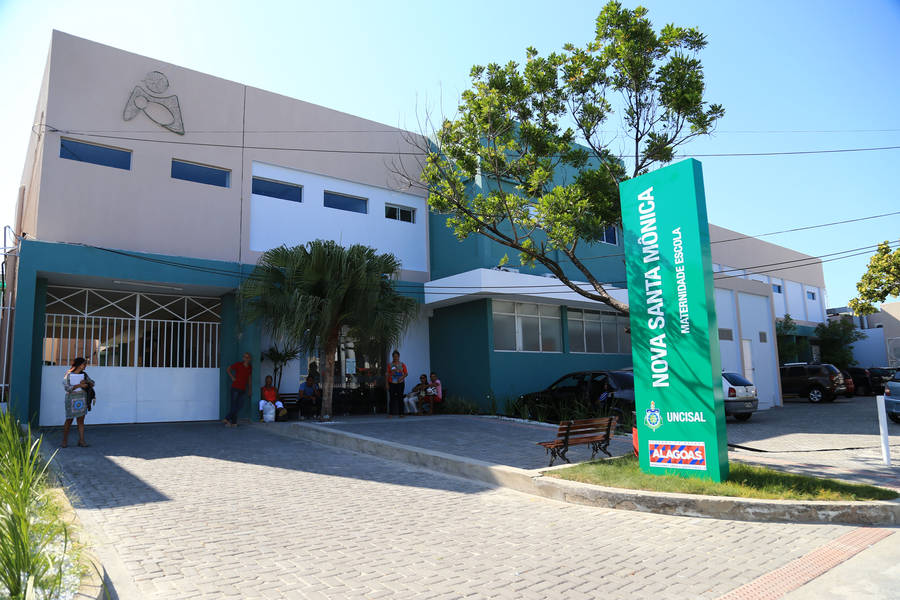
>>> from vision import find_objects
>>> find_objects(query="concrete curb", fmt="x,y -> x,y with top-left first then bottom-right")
265,422 -> 900,526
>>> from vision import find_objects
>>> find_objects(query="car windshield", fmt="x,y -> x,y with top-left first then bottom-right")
823,364 -> 840,375
723,372 -> 752,386
609,372 -> 634,389
548,374 -> 584,390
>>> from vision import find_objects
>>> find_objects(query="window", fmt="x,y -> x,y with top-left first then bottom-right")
723,372 -> 753,386
718,328 -> 734,341
324,191 -> 367,214
171,159 -> 230,187
252,177 -> 302,202
60,138 -> 131,170
492,301 -> 561,352
759,331 -> 768,343
601,226 -> 618,245
806,291 -> 817,300
568,308 -> 627,353
772,284 -> 783,294
385,204 -> 415,223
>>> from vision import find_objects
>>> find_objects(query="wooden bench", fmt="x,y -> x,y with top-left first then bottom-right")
537,417 -> 618,466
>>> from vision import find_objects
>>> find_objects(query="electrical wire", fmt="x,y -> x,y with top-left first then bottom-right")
47,126 -> 900,158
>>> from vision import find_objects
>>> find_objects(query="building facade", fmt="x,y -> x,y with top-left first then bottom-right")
4,32 -> 831,424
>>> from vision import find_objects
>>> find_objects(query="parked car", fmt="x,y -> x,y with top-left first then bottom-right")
721,372 -> 758,421
516,370 -> 634,423
868,367 -> 897,395
884,371 -> 900,424
840,370 -> 856,398
779,363 -> 846,403
845,367 -> 877,396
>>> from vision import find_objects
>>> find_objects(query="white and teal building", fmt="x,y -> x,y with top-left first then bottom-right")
4,32 -> 829,425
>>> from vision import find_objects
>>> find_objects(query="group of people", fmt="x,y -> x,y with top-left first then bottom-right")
60,348 -> 439,445
388,350 -> 442,417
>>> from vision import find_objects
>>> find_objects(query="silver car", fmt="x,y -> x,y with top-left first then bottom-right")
884,371 -> 900,424
721,372 -> 758,421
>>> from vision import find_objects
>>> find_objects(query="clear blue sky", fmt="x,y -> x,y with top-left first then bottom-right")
0,0 -> 897,308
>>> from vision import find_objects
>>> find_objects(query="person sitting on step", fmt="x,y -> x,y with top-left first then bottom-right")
259,375 -> 286,422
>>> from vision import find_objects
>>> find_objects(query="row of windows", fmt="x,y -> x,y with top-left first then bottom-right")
771,283 -> 817,301
492,301 -> 630,354
719,328 -> 768,343
59,137 -> 418,222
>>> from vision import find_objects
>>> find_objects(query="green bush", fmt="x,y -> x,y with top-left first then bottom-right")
440,395 -> 479,415
0,409 -> 67,599
511,394 -> 634,430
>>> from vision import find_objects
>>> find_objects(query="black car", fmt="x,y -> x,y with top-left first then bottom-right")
779,363 -> 846,403
845,367 -> 877,396
868,367 -> 897,395
517,370 -> 635,423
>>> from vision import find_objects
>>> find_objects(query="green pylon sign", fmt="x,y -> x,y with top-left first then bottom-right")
619,159 -> 728,481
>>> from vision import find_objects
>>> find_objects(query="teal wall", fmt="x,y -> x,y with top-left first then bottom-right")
429,298 -> 633,411
11,240 -> 255,425
429,299 -> 492,405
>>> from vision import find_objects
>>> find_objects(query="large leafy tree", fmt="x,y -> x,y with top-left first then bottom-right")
849,240 -> 900,316
240,241 -> 418,418
406,1 -> 723,313
814,318 -> 866,371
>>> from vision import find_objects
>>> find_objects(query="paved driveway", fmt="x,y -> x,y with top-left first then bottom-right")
51,422 -> 856,600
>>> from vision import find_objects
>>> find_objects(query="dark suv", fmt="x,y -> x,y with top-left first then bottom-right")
779,363 -> 846,403
867,367 -> 897,395
845,367 -> 878,396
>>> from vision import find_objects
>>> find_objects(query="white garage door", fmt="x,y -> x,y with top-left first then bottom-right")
39,287 -> 221,426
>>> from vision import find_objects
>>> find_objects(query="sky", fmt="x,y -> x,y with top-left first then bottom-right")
0,0 -> 897,308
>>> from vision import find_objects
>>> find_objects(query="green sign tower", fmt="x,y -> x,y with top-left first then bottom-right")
619,159 -> 728,481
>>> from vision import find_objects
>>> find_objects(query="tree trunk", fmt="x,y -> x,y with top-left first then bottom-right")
320,329 -> 340,419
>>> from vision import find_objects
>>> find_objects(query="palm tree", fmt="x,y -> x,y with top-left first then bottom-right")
240,241 -> 418,418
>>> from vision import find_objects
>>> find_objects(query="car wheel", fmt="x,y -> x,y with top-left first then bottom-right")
807,386 -> 825,403
734,413 -> 752,422
890,414 -> 900,424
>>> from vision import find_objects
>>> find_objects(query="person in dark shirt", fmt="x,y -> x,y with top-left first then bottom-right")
299,375 -> 322,420
224,352 -> 252,427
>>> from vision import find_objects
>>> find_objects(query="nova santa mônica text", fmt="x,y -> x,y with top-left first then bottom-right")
637,187 -> 669,388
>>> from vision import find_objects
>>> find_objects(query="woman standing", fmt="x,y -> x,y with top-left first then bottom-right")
387,350 -> 407,418
62,357 -> 94,448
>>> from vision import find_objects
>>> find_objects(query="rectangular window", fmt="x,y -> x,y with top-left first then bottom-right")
60,138 -> 131,170
806,291 -> 817,300
491,301 -> 561,352
759,331 -> 768,343
385,204 -> 415,223
568,308 -> 627,354
252,177 -> 301,202
324,191 -> 367,214
772,284 -> 783,294
719,328 -> 734,341
601,225 -> 618,245
171,159 -> 230,187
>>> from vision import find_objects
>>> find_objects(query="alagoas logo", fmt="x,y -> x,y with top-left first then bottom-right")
648,441 -> 707,471
644,400 -> 662,431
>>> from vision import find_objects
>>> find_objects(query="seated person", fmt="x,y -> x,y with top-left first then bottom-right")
404,374 -> 430,415
421,372 -> 442,414
299,375 -> 322,420
259,375 -> 287,421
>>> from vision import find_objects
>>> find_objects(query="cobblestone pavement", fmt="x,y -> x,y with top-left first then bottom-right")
311,414 -> 635,469
51,422 -> 857,600
725,396 -> 900,490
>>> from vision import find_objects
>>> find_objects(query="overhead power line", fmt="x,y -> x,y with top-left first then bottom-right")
48,126 -> 900,158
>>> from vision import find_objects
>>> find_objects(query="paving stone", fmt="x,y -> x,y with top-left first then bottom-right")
51,421 -> 853,599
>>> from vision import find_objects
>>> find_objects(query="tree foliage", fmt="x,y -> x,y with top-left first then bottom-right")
849,240 -> 900,316
411,1 -> 723,312
240,241 -> 418,418
814,317 -> 866,371
776,314 -> 809,365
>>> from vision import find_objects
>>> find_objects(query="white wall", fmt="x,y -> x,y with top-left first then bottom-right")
737,292 -> 779,409
714,289 -> 741,373
804,285 -> 824,322
771,277 -> 787,318
852,328 -> 887,367
249,162 -> 429,273
40,366 -> 219,426
785,280 -> 805,320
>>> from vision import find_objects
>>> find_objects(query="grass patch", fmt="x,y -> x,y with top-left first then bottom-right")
548,455 -> 899,501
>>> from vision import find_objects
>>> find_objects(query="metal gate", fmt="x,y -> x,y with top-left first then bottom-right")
39,286 -> 222,425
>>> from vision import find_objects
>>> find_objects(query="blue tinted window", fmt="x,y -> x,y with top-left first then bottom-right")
772,284 -> 783,294
602,226 -> 617,245
252,177 -> 302,202
171,159 -> 230,187
324,191 -> 367,214
60,138 -> 131,170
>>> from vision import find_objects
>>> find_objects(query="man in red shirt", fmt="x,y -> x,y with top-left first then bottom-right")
224,352 -> 252,427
